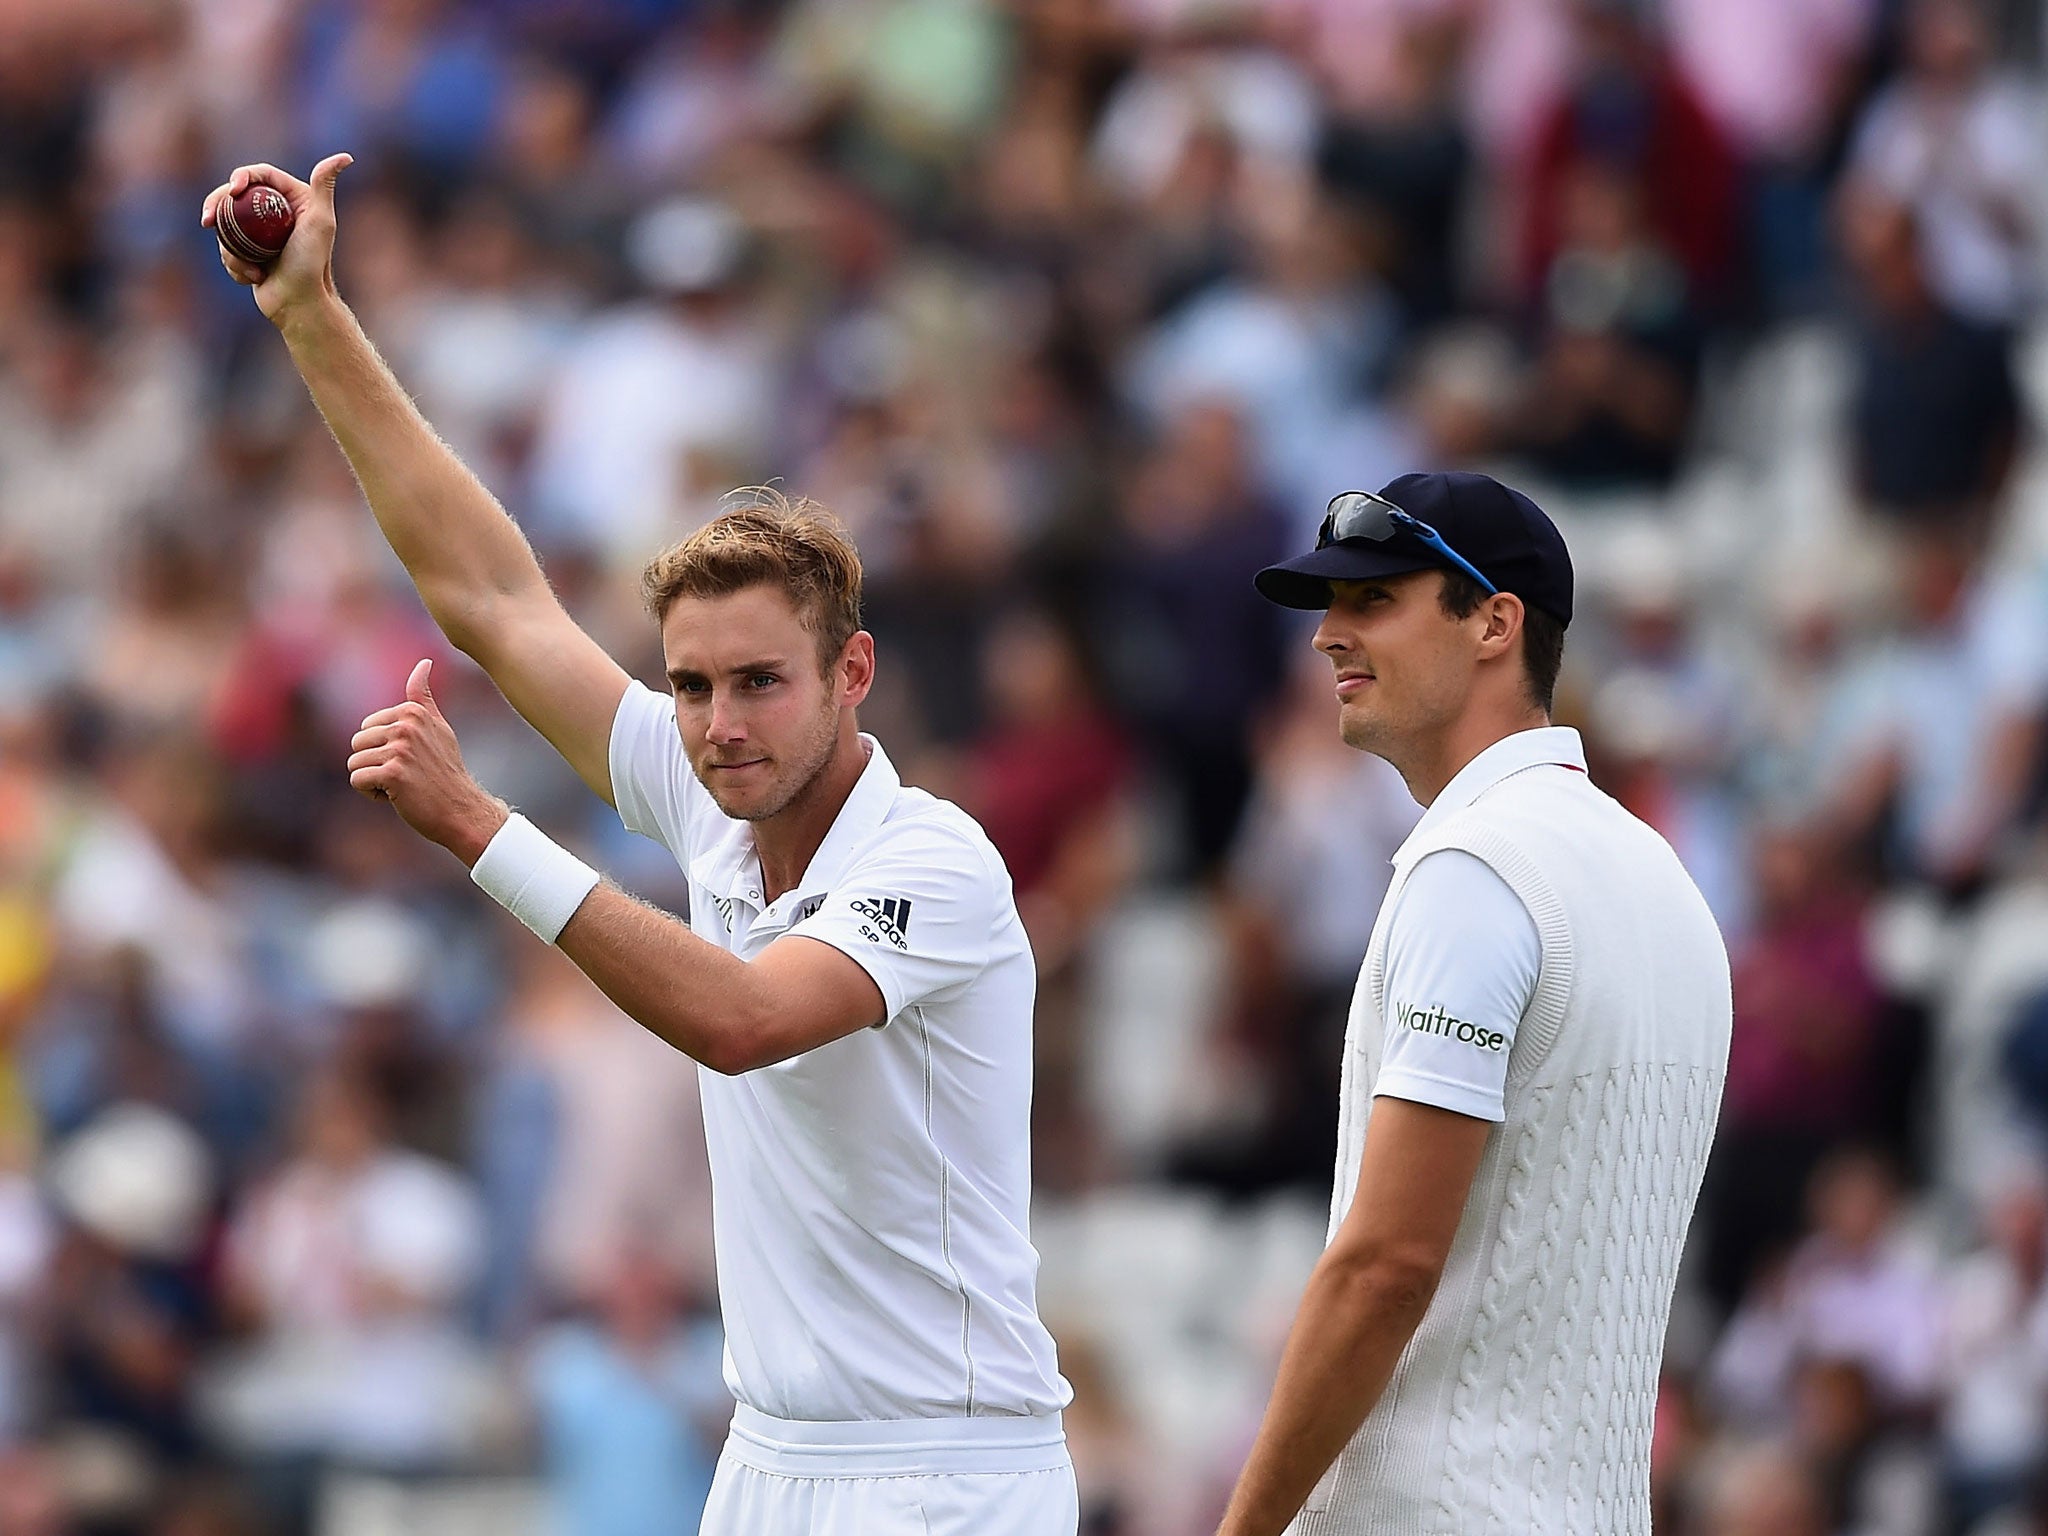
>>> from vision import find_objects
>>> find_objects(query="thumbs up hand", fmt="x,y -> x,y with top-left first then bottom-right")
349,659 -> 509,865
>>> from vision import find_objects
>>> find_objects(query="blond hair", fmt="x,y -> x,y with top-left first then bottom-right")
641,488 -> 864,669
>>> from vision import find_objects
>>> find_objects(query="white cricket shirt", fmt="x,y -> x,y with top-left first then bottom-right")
608,682 -> 1070,1422
1374,848 -> 1541,1124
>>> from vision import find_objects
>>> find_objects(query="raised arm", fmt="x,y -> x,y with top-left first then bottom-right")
203,155 -> 629,802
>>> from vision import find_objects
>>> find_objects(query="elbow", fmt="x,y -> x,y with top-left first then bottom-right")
423,583 -> 536,661
1323,1243 -> 1447,1324
697,1042 -> 754,1078
693,991 -> 782,1077
426,595 -> 492,661
692,1020 -> 763,1077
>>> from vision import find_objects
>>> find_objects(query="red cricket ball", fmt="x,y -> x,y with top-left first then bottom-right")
216,184 -> 295,265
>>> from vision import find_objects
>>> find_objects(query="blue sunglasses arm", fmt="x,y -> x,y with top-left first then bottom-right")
1412,530 -> 1499,596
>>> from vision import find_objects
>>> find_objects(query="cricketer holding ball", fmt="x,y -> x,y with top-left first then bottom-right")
1217,474 -> 1731,1536
204,157 -> 1076,1536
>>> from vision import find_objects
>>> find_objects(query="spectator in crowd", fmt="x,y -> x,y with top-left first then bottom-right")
1091,22 -> 1319,311
527,1247 -> 728,1536
1104,398 -> 1292,877
49,732 -> 254,1067
1843,195 -> 2021,530
1699,1443 -> 1832,1536
0,1117 -> 49,1443
1842,0 -> 2046,328
1941,1164 -> 2048,1530
1709,1148 -> 1943,1424
1823,523 -> 2048,896
1577,531 -> 1747,925
394,187 -> 580,499
1702,826 -> 1887,1307
604,8 -> 779,192
1125,199 -> 1398,511
0,312 -> 202,595
82,521 -> 243,736
205,1068 -> 494,1478
43,1104 -> 216,1467
1312,7 -> 1473,327
1666,0 -> 1875,316
528,196 -> 782,564
297,0 -> 512,186
1203,653 -> 1418,1195
1517,0 -> 1739,312
487,942 -> 713,1324
775,0 -> 1014,203
1310,9 -> 1474,329
1507,157 -> 1705,488
1788,1352 -> 1941,1535
1740,558 -> 1891,825
958,606 -> 1137,1189
962,605 -> 1135,974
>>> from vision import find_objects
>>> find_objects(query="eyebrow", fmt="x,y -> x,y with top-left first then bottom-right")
666,658 -> 791,686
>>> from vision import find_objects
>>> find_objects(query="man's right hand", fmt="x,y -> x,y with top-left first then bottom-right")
201,153 -> 354,327
200,148 -> 631,807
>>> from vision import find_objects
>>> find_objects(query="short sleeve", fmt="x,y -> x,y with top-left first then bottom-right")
787,819 -> 1000,1023
608,681 -> 715,856
1374,849 -> 1542,1123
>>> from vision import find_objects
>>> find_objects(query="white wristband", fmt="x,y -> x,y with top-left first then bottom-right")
470,813 -> 601,944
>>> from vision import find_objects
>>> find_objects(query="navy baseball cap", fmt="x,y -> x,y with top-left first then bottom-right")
1256,471 -> 1575,625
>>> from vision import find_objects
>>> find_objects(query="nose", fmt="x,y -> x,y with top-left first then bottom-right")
1313,611 -> 1347,657
707,687 -> 747,744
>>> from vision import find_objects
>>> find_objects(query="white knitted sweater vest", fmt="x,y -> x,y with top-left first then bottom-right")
1292,764 -> 1731,1536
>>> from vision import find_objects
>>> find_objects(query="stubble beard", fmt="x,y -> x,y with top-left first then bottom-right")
702,702 -> 841,823
1337,697 -> 1390,756
1339,678 -> 1461,788
1338,681 -> 1435,762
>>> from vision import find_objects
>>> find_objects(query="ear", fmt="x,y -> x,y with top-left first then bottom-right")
1474,593 -> 1525,661
837,631 -> 877,709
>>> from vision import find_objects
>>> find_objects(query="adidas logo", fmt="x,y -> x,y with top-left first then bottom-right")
850,896 -> 913,950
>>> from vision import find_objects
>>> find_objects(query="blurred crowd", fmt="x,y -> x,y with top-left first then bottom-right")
3,0 -> 2048,1532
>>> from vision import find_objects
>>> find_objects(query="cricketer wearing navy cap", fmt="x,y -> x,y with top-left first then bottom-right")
1219,470 -> 1729,1536
1254,470 -> 1574,624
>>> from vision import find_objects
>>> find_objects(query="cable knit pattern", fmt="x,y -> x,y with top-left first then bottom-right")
1530,1076 -> 1584,1518
1436,1143 -> 1514,1531
1286,761 -> 1730,1536
1487,1091 -> 1553,1535
1466,1096 -> 1547,1536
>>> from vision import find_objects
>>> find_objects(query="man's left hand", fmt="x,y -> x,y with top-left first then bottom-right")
348,659 -> 508,865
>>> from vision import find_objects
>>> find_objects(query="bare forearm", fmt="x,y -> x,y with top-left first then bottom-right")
277,295 -> 548,647
1218,1256 -> 1435,1536
554,884 -> 768,1073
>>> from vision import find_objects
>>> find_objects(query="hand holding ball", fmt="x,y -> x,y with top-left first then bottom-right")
203,154 -> 351,323
215,184 -> 295,265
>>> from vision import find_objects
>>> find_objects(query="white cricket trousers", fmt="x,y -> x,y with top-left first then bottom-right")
699,1404 -> 1078,1535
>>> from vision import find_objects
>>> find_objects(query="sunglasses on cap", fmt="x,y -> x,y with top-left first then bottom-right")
1319,490 -> 1498,597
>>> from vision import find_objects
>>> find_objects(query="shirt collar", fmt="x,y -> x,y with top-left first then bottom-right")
687,734 -> 902,907
1394,726 -> 1587,863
